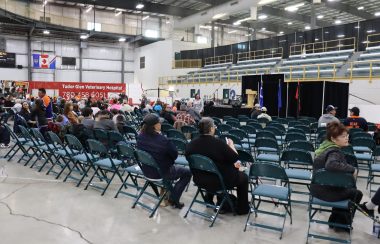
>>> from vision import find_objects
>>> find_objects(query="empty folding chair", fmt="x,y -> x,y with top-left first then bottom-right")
166,129 -> 187,141
3,124 -> 29,162
46,131 -> 73,179
254,137 -> 281,163
169,138 -> 188,166
288,140 -> 314,153
217,124 -> 232,134
368,146 -> 380,196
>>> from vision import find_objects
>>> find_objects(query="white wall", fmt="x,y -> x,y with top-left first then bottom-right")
349,79 -> 380,105
133,40 -> 209,89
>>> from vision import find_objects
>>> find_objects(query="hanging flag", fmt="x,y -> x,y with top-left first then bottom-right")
259,79 -> 264,107
295,80 -> 301,116
278,80 -> 282,109
32,54 -> 56,69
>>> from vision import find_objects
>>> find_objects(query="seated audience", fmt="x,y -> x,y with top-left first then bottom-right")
185,117 -> 249,215
121,100 -> 133,113
64,102 -> 79,124
93,110 -> 117,131
311,122 -> 362,231
360,187 -> 380,217
109,98 -> 122,111
81,107 -> 95,129
153,100 -> 163,112
160,104 -> 176,125
175,104 -> 196,125
343,107 -> 368,131
73,103 -> 81,116
250,104 -> 261,119
137,114 -> 191,209
18,102 -> 33,126
115,114 -> 127,133
318,105 -> 339,127
11,99 -> 22,113
0,124 -> 10,148
186,101 -> 201,123
91,102 -> 100,116
257,107 -> 272,122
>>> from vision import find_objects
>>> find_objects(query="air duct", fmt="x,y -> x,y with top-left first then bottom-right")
174,0 -> 259,29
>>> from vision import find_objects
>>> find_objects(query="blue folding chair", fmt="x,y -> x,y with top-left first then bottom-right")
244,162 -> 292,239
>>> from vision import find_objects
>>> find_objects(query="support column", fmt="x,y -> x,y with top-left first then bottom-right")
159,18 -> 163,38
221,25 -> 224,46
121,44 -> 125,84
211,21 -> 215,48
79,42 -> 83,82
27,33 -> 32,82
310,4 -> 316,29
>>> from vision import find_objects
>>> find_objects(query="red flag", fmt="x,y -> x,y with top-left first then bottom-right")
295,81 -> 301,115
295,81 -> 299,100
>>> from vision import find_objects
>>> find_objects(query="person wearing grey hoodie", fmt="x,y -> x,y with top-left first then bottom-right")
311,122 -> 362,231
318,105 -> 339,127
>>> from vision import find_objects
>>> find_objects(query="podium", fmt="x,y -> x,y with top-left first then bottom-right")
245,89 -> 257,108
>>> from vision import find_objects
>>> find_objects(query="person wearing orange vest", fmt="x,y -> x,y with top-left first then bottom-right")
343,107 -> 368,131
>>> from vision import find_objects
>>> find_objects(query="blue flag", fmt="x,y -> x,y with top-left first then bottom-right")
278,81 -> 282,109
259,81 -> 264,107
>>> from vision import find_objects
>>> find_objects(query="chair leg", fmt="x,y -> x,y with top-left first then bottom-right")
115,174 -> 130,198
101,170 -> 117,196
149,189 -> 168,218
84,167 -> 99,190
210,197 -> 226,227
184,188 -> 200,218
132,181 -> 149,208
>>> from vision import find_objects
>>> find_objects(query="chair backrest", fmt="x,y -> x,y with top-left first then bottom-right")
94,129 -> 109,141
268,123 -> 286,132
348,127 -> 363,135
168,138 -> 187,153
161,123 -> 174,133
134,149 -> 164,177
186,154 -> 227,189
87,139 -> 108,156
281,149 -> 313,165
351,137 -> 376,151
287,128 -> 305,135
350,132 -> 372,140
343,153 -> 358,168
341,145 -> 355,155
117,142 -> 136,164
254,137 -> 279,151
18,125 -> 32,140
237,149 -> 254,164
247,122 -> 263,130
30,128 -> 46,145
122,125 -> 138,137
256,131 -> 276,140
294,125 -> 310,134
217,124 -> 232,133
285,132 -> 307,142
265,126 -> 284,136
249,162 -> 288,181
312,169 -> 356,188
181,125 -> 197,134
65,134 -> 84,151
219,133 -> 242,145
257,117 -> 270,124
47,131 -> 63,146
166,129 -> 187,141
240,125 -> 256,135
108,131 -> 125,144
373,146 -> 380,157
288,140 -> 314,152
229,128 -> 248,140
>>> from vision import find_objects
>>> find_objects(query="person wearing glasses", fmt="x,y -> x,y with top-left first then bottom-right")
311,122 -> 362,232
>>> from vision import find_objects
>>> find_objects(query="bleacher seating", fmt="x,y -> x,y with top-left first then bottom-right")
348,45 -> 380,77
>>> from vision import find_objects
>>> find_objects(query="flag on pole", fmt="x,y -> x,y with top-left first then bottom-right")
295,80 -> 301,116
259,79 -> 264,107
278,80 -> 282,109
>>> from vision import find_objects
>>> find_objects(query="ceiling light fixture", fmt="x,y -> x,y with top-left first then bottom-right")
337,34 -> 345,38
119,37 -> 126,42
305,26 -> 311,30
315,38 -> 319,41
261,27 -> 266,31
136,3 -> 144,9
317,15 -> 324,19
142,15 -> 150,20
285,3 -> 305,12
258,14 -> 268,20
287,22 -> 293,25
354,25 -> 360,29
375,12 -> 380,17
334,19 -> 342,24
233,21 -> 241,26
212,13 -> 227,20
357,6 -> 364,10
43,30 -> 50,34
115,11 -> 122,16
367,30 -> 376,33
43,0 -> 48,6
279,31 -> 284,34
258,0 -> 278,5
228,30 -> 237,34
80,34 -> 89,39
245,33 -> 252,37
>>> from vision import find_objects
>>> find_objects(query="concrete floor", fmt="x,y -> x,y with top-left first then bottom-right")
0,148 -> 378,244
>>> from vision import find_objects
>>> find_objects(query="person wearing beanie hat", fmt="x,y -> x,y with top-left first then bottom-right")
343,106 -> 368,131
318,105 -> 339,128
136,113 -> 191,209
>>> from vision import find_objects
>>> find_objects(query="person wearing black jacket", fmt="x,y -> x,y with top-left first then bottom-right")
311,122 -> 362,231
30,99 -> 48,135
136,114 -> 191,209
185,117 -> 249,215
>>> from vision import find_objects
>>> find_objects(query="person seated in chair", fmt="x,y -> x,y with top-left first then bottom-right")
344,107 -> 368,131
311,122 -> 362,232
318,105 -> 339,128
257,106 -> 272,122
136,114 -> 191,209
250,104 -> 261,119
360,187 -> 380,217
185,117 -> 249,215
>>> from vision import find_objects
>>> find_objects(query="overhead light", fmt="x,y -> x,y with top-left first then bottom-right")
305,26 -> 311,30
43,30 -> 50,35
279,31 -> 284,35
258,0 -> 278,5
43,0 -> 48,6
212,13 -> 227,20
136,3 -> 144,9
355,25 -> 360,29
115,11 -> 122,16
245,33 -> 252,37
317,15 -> 324,19
325,31 -> 329,34
142,15 -> 150,20
375,12 -> 380,17
261,27 -> 266,31
287,22 -> 293,25
233,21 -> 241,26
337,34 -> 345,38
334,19 -> 342,24
80,34 -> 89,39
118,37 -> 126,42
228,30 -> 237,34
315,38 -> 319,41
258,14 -> 268,20
362,41 -> 369,44
285,3 -> 305,12
85,5 -> 93,13
166,20 -> 170,24
367,30 -> 376,33
357,6 -> 364,10
144,29 -> 159,38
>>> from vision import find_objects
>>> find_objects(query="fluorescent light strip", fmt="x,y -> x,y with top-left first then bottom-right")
228,30 -> 237,34
85,6 -> 93,13
285,3 -> 305,12
142,15 -> 150,20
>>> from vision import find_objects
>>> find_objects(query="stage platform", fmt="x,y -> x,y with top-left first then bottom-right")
203,105 -> 252,118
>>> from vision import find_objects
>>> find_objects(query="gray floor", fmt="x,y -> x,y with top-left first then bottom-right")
0,148 -> 378,244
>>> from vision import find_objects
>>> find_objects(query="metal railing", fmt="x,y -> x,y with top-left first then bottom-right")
367,33 -> 380,48
204,54 -> 233,66
290,37 -> 356,56
237,47 -> 283,62
159,59 -> 380,85
172,59 -> 202,69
